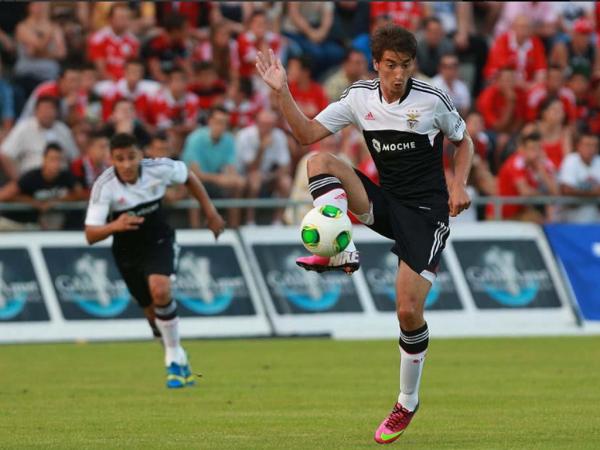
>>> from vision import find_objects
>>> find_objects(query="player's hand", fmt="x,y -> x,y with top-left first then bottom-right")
255,48 -> 287,93
206,212 -> 226,240
448,182 -> 471,217
113,212 -> 144,232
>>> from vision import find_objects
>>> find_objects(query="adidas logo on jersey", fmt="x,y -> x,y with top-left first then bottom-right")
364,112 -> 375,120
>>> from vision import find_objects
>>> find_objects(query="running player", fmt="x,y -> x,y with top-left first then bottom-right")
84,133 -> 225,388
256,25 -> 473,443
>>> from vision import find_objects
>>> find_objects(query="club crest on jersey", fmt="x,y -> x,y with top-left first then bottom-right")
406,110 -> 420,129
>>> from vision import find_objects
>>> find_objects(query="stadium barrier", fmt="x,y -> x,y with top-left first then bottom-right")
0,231 -> 271,343
0,222 -> 587,343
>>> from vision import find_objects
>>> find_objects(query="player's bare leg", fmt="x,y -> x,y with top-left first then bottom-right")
296,152 -> 368,274
149,274 -> 193,388
142,306 -> 161,339
375,262 -> 430,444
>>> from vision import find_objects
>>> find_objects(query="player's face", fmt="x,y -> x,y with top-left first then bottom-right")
375,50 -> 415,98
111,147 -> 142,184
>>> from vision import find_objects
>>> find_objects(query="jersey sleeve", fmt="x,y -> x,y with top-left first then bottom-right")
433,95 -> 466,142
85,180 -> 111,226
314,92 -> 355,134
154,158 -> 189,185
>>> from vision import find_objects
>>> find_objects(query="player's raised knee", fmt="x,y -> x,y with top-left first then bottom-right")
307,152 -> 339,175
397,304 -> 422,329
149,278 -> 171,304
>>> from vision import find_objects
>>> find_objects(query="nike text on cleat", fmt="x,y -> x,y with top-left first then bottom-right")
296,250 -> 360,274
374,402 -> 419,444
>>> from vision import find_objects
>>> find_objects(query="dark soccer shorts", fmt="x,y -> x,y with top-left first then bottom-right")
112,236 -> 178,308
354,170 -> 450,283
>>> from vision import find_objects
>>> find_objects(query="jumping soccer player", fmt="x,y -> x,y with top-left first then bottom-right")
256,25 -> 473,443
84,133 -> 225,388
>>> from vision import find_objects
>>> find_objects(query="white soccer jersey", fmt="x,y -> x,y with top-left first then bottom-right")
85,158 -> 188,246
315,77 -> 466,207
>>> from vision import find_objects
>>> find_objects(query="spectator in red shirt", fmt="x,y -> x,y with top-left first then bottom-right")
192,21 -> 240,86
526,64 -> 577,123
586,75 -> 600,134
477,65 -> 527,166
150,67 -> 200,153
369,2 -> 425,32
19,64 -> 84,126
70,131 -> 110,196
143,13 -> 191,83
94,59 -> 160,125
187,62 -> 227,113
223,77 -> 263,130
537,96 -> 573,169
491,126 -> 559,223
87,3 -> 139,80
287,55 -> 329,119
101,98 -> 151,149
484,15 -> 547,87
237,10 -> 282,80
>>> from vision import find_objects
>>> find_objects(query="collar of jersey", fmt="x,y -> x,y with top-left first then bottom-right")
115,165 -> 143,185
379,77 -> 413,105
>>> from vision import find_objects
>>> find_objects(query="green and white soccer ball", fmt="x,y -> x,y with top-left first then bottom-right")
300,205 -> 352,257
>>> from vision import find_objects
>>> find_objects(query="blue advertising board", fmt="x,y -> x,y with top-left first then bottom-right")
544,224 -> 600,321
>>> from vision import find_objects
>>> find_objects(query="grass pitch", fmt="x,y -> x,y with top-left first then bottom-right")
1,336 -> 599,449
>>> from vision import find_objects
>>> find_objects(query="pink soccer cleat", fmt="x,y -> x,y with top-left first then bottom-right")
374,402 -> 419,444
296,250 -> 360,274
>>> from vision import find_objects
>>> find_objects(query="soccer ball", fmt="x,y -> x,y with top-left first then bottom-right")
300,205 -> 352,257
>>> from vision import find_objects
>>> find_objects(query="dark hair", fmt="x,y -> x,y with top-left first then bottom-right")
125,58 -> 145,68
575,129 -> 599,146
287,55 -> 313,73
59,62 -> 81,78
208,105 -> 229,118
110,133 -> 138,151
248,9 -> 267,23
422,16 -> 442,29
371,24 -> 417,61
166,66 -> 186,78
344,48 -> 365,62
36,95 -> 59,110
80,61 -> 97,72
44,142 -> 63,156
537,95 -> 566,124
112,97 -> 134,112
520,130 -> 542,145
164,13 -> 185,31
193,61 -> 216,74
88,130 -> 109,144
150,131 -> 168,143
239,77 -> 254,97
108,2 -> 130,18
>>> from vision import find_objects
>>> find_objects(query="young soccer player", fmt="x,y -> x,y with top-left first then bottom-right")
256,25 -> 473,443
84,133 -> 225,388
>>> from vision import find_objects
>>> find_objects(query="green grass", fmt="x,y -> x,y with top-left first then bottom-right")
1,336 -> 599,449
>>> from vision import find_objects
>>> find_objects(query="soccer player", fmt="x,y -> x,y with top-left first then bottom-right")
84,133 -> 225,388
256,25 -> 473,443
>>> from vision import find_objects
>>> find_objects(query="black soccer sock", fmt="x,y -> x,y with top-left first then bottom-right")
308,173 -> 344,201
399,322 -> 429,354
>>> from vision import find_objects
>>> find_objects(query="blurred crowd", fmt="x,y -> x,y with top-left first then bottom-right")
0,1 -> 598,230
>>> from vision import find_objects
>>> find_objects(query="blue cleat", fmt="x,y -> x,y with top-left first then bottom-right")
182,363 -> 196,387
166,362 -> 186,389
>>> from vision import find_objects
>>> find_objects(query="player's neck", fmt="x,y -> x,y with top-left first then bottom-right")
380,84 -> 405,104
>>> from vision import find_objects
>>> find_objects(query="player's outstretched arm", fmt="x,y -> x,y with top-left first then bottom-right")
185,171 -> 225,240
85,213 -> 144,245
449,130 -> 474,217
255,49 -> 330,145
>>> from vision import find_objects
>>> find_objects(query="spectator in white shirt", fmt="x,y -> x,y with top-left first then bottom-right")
0,96 -> 79,180
558,132 -> 600,223
431,53 -> 471,117
236,108 -> 291,225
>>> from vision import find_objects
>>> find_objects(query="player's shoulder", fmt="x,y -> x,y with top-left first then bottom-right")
339,78 -> 381,101
410,78 -> 455,111
93,166 -> 116,187
142,157 -> 178,169
90,167 -> 116,201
